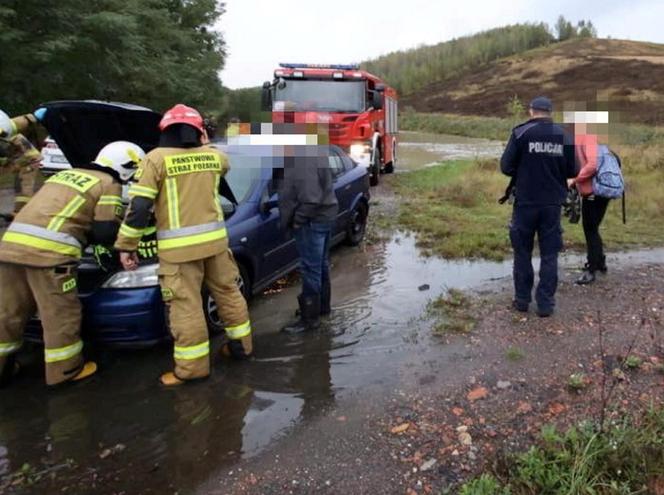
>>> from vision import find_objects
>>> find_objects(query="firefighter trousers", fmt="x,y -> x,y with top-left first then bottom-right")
0,262 -> 84,385
158,249 -> 252,381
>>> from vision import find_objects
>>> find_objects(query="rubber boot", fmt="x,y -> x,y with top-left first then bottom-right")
160,371 -> 185,387
221,335 -> 253,360
282,294 -> 321,334
71,361 -> 97,382
320,279 -> 331,317
0,356 -> 20,388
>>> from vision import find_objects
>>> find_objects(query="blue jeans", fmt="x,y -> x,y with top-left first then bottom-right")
293,222 -> 332,296
509,205 -> 563,310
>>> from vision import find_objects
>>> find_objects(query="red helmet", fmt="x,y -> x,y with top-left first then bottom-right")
159,104 -> 204,133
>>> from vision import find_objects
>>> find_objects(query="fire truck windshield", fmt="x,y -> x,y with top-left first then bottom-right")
273,79 -> 365,113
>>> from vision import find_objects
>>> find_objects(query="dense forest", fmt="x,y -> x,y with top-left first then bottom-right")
0,0 -> 226,116
362,17 -> 597,95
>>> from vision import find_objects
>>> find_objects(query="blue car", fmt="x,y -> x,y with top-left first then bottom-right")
25,101 -> 370,346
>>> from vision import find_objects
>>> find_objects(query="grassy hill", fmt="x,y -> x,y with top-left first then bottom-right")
362,23 -> 554,96
401,38 -> 664,124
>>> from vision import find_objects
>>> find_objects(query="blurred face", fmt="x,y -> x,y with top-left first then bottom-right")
574,122 -> 588,135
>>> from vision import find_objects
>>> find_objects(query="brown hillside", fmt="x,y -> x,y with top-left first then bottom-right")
402,38 -> 664,124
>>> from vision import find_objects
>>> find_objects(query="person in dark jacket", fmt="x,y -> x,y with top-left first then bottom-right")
278,146 -> 338,333
500,96 -> 578,317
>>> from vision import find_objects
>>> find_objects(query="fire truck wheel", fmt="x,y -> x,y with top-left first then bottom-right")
369,148 -> 381,186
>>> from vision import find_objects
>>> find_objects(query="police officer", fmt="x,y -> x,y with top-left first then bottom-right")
115,104 -> 253,387
0,141 -> 145,386
500,97 -> 578,317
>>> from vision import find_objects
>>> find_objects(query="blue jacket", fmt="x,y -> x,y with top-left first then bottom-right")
500,118 -> 577,206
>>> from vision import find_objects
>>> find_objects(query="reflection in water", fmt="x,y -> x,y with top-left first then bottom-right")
2,235 -> 663,493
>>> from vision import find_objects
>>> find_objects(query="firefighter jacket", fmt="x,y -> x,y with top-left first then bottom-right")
0,168 -> 124,267
0,133 -> 42,172
115,146 -> 230,263
11,114 -> 48,148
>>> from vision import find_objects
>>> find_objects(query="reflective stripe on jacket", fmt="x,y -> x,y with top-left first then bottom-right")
115,146 -> 230,263
0,168 -> 123,267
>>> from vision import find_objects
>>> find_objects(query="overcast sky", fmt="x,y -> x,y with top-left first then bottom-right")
218,0 -> 664,89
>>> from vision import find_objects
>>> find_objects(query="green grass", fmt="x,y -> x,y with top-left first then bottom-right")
505,347 -> 526,362
400,111 -> 513,141
458,408 -> 664,494
386,140 -> 664,260
427,288 -> 477,335
567,373 -> 588,391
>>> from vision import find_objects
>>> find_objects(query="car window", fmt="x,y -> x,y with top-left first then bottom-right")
223,153 -> 263,205
328,154 -> 345,178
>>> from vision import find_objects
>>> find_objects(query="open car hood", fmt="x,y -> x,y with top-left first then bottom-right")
38,100 -> 162,167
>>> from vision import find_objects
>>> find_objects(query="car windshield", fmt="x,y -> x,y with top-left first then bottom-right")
223,152 -> 264,205
273,79 -> 365,113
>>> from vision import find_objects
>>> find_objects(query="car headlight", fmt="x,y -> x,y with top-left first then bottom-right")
349,142 -> 371,165
101,263 -> 159,289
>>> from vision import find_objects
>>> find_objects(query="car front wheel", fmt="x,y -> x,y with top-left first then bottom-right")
345,202 -> 368,246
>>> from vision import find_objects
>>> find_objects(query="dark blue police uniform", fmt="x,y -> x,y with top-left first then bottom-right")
500,115 -> 577,315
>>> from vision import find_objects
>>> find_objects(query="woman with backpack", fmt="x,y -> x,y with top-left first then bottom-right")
568,117 -> 610,285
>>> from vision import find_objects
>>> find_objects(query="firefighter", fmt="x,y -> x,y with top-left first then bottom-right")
115,104 -> 253,387
0,110 -> 44,215
0,141 -> 145,387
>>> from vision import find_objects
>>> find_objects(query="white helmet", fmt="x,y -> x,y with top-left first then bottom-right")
0,110 -> 15,139
93,141 -> 145,183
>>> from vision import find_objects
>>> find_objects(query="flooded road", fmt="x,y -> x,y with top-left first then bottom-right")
396,131 -> 504,171
2,230 -> 663,493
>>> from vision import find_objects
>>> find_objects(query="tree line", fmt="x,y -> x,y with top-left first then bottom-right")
362,17 -> 597,96
0,0 -> 226,117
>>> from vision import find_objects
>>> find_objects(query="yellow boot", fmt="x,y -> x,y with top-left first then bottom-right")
159,371 -> 185,387
71,361 -> 97,382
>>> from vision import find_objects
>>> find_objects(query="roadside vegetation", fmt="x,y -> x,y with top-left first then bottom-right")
362,18 -> 595,96
458,408 -> 664,494
386,122 -> 664,259
427,288 -> 477,335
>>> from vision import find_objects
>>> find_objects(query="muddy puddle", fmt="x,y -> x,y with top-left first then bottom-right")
397,131 -> 504,171
1,234 -> 663,493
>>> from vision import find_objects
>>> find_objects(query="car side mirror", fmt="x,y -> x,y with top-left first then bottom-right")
261,81 -> 273,112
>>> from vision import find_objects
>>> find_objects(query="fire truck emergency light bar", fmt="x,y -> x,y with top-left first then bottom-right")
279,63 -> 360,70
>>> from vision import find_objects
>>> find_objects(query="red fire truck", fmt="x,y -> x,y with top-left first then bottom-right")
261,63 -> 398,186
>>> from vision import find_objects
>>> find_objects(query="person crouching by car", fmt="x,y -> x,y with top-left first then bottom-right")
0,141 -> 145,387
279,146 -> 338,334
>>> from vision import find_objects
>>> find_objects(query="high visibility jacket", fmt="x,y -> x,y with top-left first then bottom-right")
0,168 -> 124,267
11,114 -> 48,148
115,146 -> 230,263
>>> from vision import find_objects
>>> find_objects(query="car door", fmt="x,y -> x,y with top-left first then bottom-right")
256,170 -> 298,285
329,149 -> 353,236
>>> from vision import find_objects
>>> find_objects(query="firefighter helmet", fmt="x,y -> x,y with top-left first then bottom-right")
0,110 -> 14,138
159,104 -> 204,133
93,141 -> 145,183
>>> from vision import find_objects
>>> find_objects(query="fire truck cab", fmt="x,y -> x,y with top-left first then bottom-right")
262,63 -> 398,186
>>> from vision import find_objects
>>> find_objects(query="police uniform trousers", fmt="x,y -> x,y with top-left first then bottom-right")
509,205 -> 563,311
158,249 -> 252,381
0,262 -> 83,385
